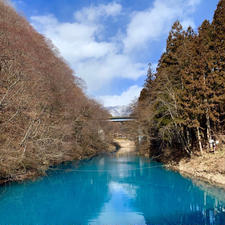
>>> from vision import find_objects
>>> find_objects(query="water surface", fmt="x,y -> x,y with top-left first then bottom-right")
0,154 -> 225,225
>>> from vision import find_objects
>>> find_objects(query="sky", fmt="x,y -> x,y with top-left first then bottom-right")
11,0 -> 218,107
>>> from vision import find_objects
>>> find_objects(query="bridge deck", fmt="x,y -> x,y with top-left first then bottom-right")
108,116 -> 136,122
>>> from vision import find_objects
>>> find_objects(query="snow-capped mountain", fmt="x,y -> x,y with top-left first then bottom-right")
107,105 -> 131,117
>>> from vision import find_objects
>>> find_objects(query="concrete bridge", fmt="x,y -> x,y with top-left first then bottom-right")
108,116 -> 136,122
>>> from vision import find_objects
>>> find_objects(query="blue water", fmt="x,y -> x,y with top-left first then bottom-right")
0,154 -> 225,225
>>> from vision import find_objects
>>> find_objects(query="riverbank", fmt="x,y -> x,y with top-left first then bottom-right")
0,144 -> 116,185
0,139 -> 131,185
165,150 -> 225,190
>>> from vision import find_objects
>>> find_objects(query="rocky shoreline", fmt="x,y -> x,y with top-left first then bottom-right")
165,150 -> 225,190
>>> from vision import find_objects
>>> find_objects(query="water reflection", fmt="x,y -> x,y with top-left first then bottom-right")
0,159 -> 110,225
0,155 -> 224,225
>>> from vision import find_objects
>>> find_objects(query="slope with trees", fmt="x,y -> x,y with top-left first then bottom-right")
134,0 -> 225,162
0,0 -> 115,183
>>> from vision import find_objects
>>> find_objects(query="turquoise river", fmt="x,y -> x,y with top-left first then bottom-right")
0,154 -> 224,225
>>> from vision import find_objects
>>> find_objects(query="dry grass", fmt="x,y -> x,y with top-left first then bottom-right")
169,148 -> 225,189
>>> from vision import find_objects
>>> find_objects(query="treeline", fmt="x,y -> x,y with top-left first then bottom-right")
0,0 -> 114,182
134,0 -> 225,158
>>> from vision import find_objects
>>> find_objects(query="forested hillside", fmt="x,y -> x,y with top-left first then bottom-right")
134,0 -> 225,159
0,0 -> 114,183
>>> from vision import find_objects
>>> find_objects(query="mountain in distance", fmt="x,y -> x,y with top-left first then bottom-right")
107,105 -> 131,117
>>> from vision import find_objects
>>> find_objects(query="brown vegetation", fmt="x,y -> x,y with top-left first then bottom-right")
132,0 -> 225,161
0,0 -> 115,183
167,149 -> 225,189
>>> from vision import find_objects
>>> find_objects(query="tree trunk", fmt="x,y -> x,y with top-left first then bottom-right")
203,73 -> 212,151
186,127 -> 191,149
206,107 -> 213,151
197,126 -> 203,154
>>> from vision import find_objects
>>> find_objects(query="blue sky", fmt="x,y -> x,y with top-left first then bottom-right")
12,0 -> 218,107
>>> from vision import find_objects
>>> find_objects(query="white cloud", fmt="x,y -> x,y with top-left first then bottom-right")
181,18 -> 196,30
30,0 -> 201,106
188,0 -> 202,7
98,85 -> 142,107
74,2 -> 122,23
75,58 -> 145,93
31,15 -> 112,61
123,0 -> 201,53
31,4 -> 146,94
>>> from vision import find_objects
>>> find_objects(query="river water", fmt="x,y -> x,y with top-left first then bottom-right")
0,154 -> 224,225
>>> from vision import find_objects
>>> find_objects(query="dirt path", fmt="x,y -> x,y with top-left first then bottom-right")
113,138 -> 136,155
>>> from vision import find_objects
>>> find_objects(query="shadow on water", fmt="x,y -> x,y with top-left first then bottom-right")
0,154 -> 224,225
